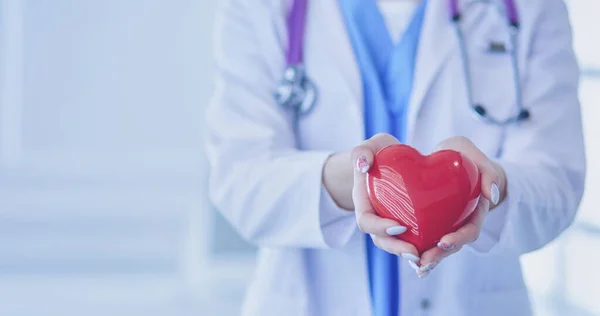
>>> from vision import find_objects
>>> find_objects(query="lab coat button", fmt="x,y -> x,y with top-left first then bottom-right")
420,298 -> 431,310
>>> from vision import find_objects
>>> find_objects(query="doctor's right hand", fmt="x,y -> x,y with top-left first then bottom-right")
349,133 -> 422,267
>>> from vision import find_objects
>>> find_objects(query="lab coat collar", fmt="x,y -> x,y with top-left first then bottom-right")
314,0 -> 363,111
406,0 -> 457,143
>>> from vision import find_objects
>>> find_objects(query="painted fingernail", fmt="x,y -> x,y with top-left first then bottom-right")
386,226 -> 407,236
418,271 -> 430,279
419,260 -> 439,272
357,156 -> 370,173
408,260 -> 420,271
401,253 -> 420,262
491,183 -> 500,205
437,242 -> 456,251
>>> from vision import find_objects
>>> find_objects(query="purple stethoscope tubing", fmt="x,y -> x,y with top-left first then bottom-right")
287,0 -> 308,65
273,0 -> 315,128
450,0 -> 519,27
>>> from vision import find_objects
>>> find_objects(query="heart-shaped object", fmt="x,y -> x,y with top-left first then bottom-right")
366,144 -> 481,254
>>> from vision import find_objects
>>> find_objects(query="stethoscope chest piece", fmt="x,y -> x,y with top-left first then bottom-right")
274,65 -> 317,116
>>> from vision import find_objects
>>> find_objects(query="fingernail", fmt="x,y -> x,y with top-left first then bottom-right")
418,271 -> 430,279
401,253 -> 420,262
491,183 -> 500,205
386,226 -> 407,236
357,156 -> 370,173
408,260 -> 420,271
419,260 -> 439,272
437,242 -> 455,251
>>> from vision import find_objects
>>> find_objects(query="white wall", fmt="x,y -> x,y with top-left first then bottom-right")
0,1 -> 225,315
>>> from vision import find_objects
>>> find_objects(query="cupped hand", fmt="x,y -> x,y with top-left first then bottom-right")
416,136 -> 506,278
350,133 -> 421,267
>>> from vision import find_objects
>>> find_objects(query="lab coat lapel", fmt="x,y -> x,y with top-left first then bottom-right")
310,0 -> 363,115
406,0 -> 456,142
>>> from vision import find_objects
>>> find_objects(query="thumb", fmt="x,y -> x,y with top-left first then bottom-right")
350,133 -> 400,174
435,136 -> 500,205
478,160 -> 501,206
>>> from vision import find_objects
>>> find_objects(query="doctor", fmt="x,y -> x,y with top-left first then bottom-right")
206,0 -> 585,315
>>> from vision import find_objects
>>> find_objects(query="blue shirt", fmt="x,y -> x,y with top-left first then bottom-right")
338,1 -> 428,315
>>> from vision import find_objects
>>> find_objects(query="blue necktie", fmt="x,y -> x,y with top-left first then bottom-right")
338,1 -> 428,315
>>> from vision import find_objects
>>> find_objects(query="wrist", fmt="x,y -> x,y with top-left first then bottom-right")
323,151 -> 354,210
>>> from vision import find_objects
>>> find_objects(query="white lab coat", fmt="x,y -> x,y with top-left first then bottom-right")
206,0 -> 585,315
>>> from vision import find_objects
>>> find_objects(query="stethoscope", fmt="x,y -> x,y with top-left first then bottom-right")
274,0 -> 531,127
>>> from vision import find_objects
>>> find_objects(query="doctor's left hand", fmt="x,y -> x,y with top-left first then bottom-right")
416,136 -> 507,278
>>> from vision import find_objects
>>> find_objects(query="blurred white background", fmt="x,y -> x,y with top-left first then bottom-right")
0,0 -> 598,315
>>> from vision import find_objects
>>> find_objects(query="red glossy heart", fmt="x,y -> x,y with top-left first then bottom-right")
366,144 -> 481,254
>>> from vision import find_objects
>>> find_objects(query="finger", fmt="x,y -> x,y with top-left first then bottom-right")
416,245 -> 462,278
436,136 -> 500,205
370,235 -> 420,262
350,133 -> 399,174
357,212 -> 406,236
408,260 -> 420,272
419,247 -> 449,268
351,158 -> 402,235
364,133 -> 400,152
419,244 -> 463,269
351,146 -> 374,215
419,200 -> 489,273
477,160 -> 501,206
351,133 -> 402,236
438,198 -> 490,249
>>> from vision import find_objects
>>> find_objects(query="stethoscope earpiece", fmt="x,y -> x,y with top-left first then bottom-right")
473,103 -> 530,125
473,104 -> 487,117
518,109 -> 530,121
